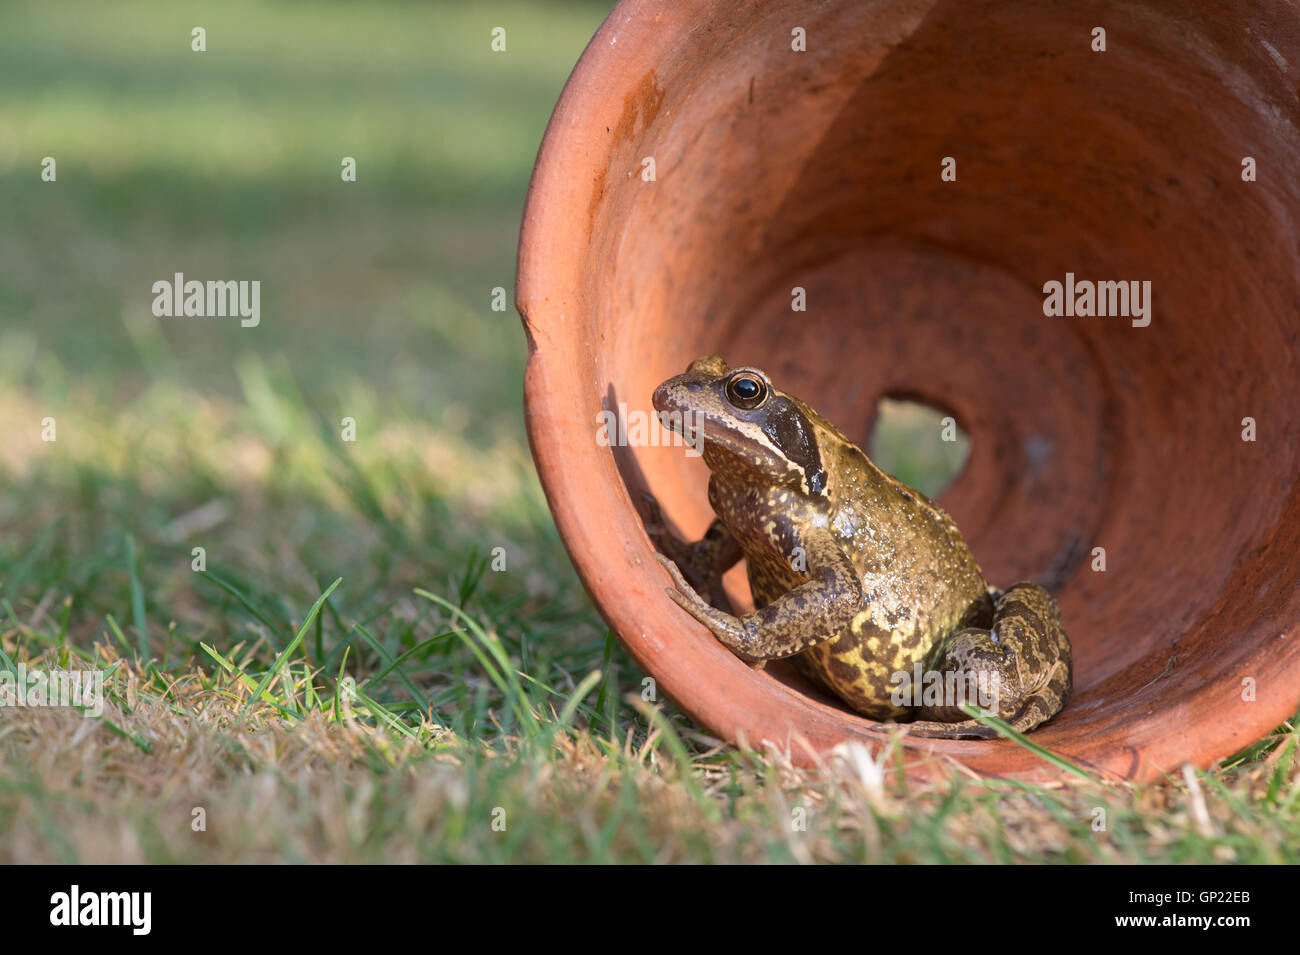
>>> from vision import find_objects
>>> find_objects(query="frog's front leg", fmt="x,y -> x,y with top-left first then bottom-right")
656,527 -> 862,661
906,582 -> 1073,739
641,493 -> 742,611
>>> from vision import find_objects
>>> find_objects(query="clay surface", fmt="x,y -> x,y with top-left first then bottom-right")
517,0 -> 1300,780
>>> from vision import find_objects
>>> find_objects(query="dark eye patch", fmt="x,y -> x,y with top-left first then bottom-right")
760,397 -> 825,494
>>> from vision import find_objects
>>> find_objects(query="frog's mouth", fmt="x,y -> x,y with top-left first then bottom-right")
651,389 -> 708,458
651,379 -> 712,436
651,379 -> 689,429
652,381 -> 770,470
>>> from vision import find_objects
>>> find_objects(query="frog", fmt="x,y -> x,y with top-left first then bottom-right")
645,355 -> 1072,739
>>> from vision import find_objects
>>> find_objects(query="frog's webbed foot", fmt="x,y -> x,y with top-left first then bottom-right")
911,582 -> 1072,738
900,702 -> 1060,740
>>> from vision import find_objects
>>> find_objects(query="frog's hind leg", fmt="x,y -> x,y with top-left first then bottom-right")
904,583 -> 1072,740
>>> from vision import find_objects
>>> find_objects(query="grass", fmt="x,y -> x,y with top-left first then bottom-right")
1,0 -> 1298,864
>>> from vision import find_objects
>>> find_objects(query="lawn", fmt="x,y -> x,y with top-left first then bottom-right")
0,0 -> 1296,864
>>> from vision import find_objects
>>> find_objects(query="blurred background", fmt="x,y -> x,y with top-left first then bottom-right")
0,0 -> 961,655
1,1 -> 622,647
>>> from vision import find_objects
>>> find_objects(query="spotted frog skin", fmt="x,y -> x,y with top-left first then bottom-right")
647,356 -> 1072,738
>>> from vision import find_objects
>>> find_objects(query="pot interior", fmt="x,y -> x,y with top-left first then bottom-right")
525,0 -> 1300,774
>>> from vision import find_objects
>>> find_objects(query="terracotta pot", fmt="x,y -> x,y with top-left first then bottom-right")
516,0 -> 1300,781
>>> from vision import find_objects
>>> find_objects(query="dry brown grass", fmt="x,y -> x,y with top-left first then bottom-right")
3,637 -> 1295,864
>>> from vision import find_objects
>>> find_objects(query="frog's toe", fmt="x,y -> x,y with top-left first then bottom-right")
658,572 -> 756,651
653,552 -> 694,592
890,717 -> 1000,740
1003,673 -> 1071,734
668,588 -> 740,642
664,586 -> 699,616
657,558 -> 712,617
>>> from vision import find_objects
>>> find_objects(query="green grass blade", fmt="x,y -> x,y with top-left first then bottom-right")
352,620 -> 431,714
958,704 -> 1095,782
557,669 -> 602,728
203,571 -> 287,644
103,614 -> 134,654
124,533 -> 149,660
415,588 -> 538,736
241,577 -> 341,717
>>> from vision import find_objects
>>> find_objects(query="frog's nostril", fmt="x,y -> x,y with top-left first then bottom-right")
685,381 -> 703,392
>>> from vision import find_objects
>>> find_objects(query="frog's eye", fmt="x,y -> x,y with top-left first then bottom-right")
725,372 -> 768,409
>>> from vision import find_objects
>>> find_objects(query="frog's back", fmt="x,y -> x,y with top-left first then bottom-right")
756,414 -> 993,717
